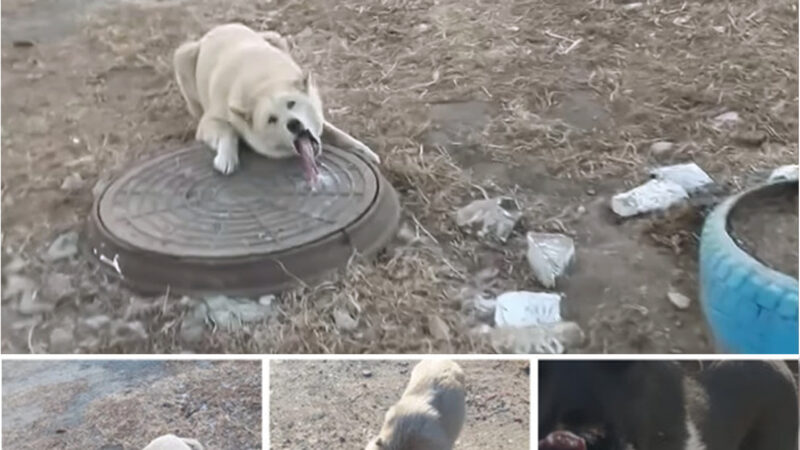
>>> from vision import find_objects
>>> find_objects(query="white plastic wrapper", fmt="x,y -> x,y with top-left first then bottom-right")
649,163 -> 714,194
526,232 -> 575,288
455,197 -> 522,242
494,291 -> 562,328
490,321 -> 584,354
768,164 -> 799,183
611,179 -> 688,217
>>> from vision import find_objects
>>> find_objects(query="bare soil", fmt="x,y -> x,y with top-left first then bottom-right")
269,359 -> 530,450
1,0 -> 797,354
730,186 -> 799,278
1,360 -> 261,449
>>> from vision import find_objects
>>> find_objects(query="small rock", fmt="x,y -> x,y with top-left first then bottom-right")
111,320 -> 148,345
611,179 -> 688,217
648,141 -> 675,157
44,231 -> 79,261
258,295 -> 275,306
621,2 -> 643,10
668,291 -> 692,310
18,290 -> 53,315
768,165 -> 798,183
454,197 -> 522,243
49,326 -> 74,353
711,111 -> 740,128
4,256 -> 28,273
2,274 -> 35,301
428,315 -> 450,342
494,291 -> 562,328
43,273 -> 74,300
333,308 -> 358,331
362,370 -> 373,378
12,40 -> 35,48
83,314 -> 111,330
649,163 -> 714,195
526,232 -> 575,289
60,173 -> 85,191
731,130 -> 767,147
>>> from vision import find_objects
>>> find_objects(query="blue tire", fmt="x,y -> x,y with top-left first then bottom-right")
699,180 -> 798,354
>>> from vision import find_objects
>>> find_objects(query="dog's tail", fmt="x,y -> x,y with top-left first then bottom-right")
173,40 -> 203,118
179,437 -> 204,450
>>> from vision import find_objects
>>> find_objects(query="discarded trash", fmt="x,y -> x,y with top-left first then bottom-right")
60,173 -> 85,191
494,291 -> 562,328
649,163 -> 714,194
181,296 -> 272,342
711,111 -> 740,128
455,197 -> 522,242
611,179 -> 688,217
768,165 -> 798,183
526,232 -> 575,288
44,231 -> 80,261
668,291 -> 692,310
490,321 -> 584,354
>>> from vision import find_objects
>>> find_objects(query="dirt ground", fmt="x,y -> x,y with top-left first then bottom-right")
270,359 -> 530,450
729,186 -> 798,278
1,0 -> 797,354
1,360 -> 262,449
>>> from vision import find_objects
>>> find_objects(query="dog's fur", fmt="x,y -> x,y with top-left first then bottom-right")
366,360 -> 467,450
173,23 -> 380,175
142,434 -> 204,450
539,360 -> 799,450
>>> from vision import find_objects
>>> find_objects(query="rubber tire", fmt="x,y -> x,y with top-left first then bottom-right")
699,180 -> 799,354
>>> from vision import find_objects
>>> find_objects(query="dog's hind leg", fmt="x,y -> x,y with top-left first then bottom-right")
258,31 -> 290,53
322,121 -> 381,164
173,40 -> 203,118
196,114 -> 240,175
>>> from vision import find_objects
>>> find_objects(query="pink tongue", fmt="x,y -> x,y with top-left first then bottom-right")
296,137 -> 319,187
539,431 -> 587,450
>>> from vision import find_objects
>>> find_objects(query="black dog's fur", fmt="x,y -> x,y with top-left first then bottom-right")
539,361 -> 798,450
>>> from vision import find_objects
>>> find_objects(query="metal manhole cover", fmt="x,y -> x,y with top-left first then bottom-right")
87,143 -> 401,296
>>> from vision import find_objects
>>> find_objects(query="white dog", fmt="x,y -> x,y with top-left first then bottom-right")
366,360 -> 466,450
173,23 -> 380,183
142,434 -> 203,450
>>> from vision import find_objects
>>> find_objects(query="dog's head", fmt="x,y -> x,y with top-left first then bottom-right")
230,72 -> 324,184
538,361 -> 641,450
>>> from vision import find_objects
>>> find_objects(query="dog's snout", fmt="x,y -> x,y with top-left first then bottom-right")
287,118 -> 303,134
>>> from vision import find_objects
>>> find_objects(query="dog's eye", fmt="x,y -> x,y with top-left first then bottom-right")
268,115 -> 278,124
287,100 -> 295,109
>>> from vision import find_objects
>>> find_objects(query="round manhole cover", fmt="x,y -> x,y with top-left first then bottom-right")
87,143 -> 400,296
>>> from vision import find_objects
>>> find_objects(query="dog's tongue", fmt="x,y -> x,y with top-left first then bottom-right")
295,135 -> 319,187
539,431 -> 586,450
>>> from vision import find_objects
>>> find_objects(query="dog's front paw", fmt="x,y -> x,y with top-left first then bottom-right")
213,151 -> 239,175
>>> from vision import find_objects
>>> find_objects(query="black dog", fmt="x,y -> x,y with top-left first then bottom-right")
538,360 -> 798,450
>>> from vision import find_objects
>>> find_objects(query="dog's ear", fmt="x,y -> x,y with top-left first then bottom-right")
229,94 -> 253,126
299,71 -> 315,93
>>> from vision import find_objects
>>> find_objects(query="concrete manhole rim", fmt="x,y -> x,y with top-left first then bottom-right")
86,143 -> 401,296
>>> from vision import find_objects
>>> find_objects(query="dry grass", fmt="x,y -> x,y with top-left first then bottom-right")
2,361 -> 261,450
1,0 -> 797,354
